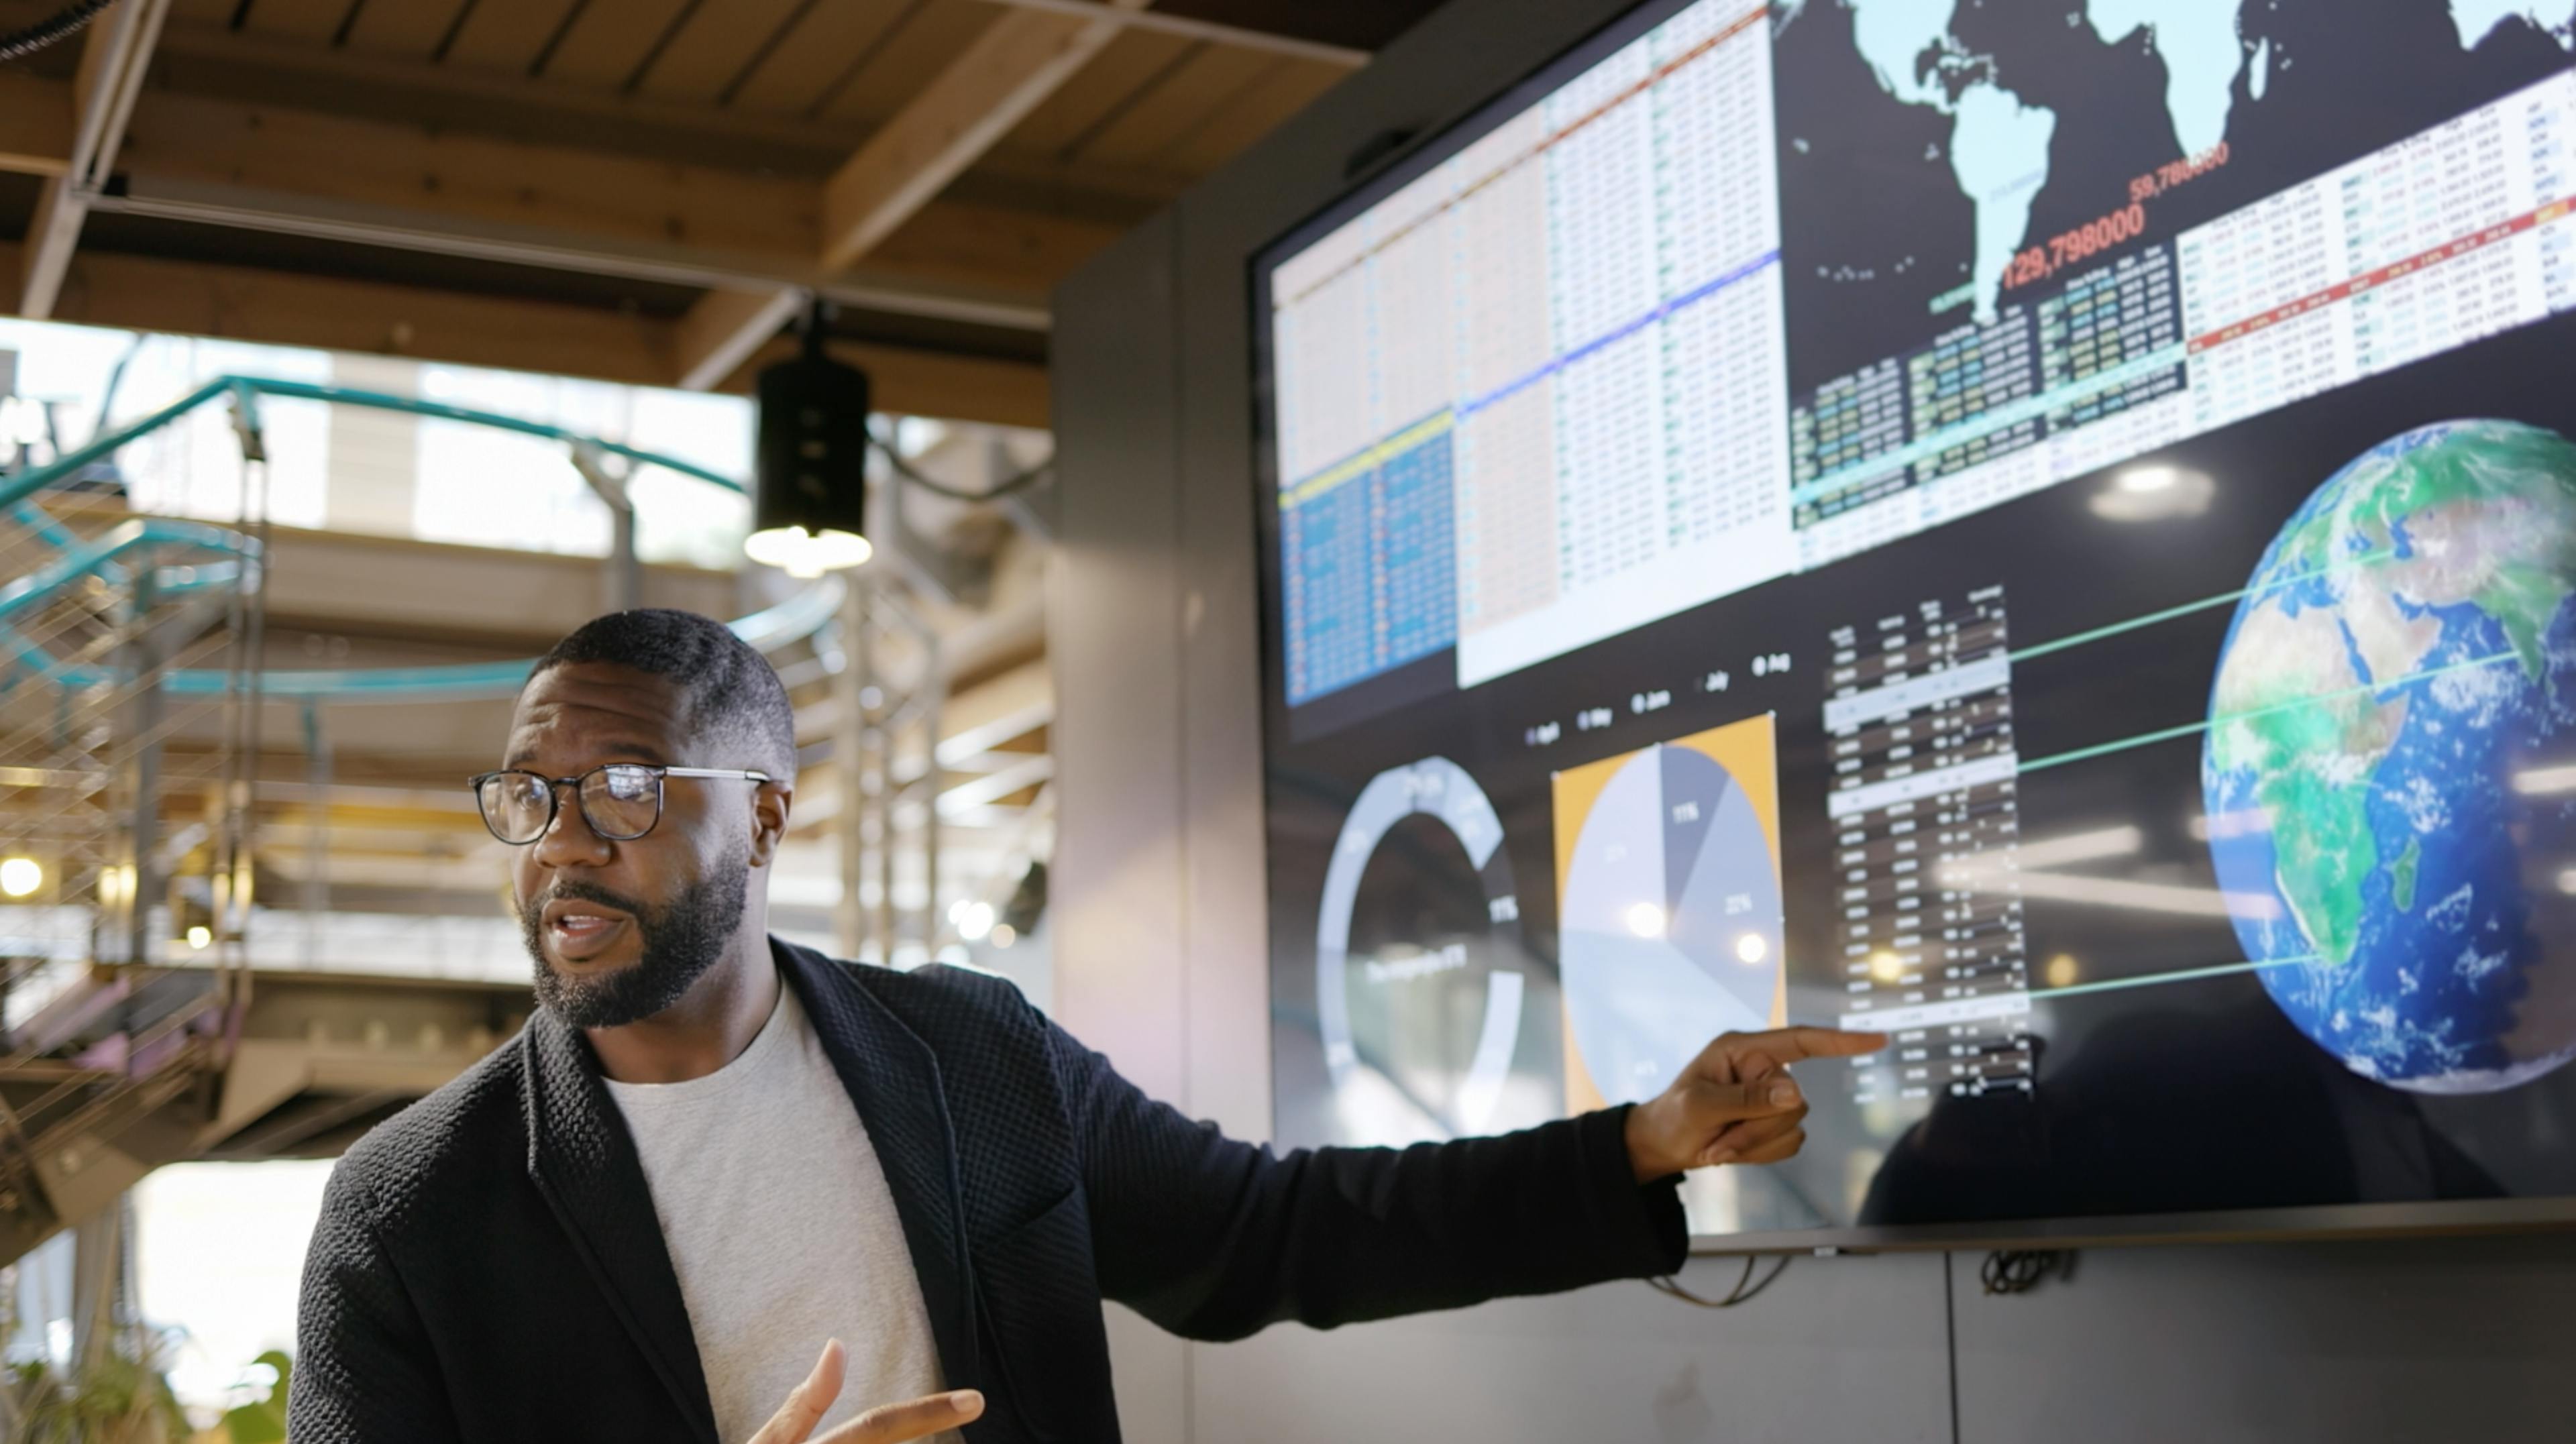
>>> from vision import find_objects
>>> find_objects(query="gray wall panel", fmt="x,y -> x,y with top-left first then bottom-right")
1172,196 -> 1274,1147
1051,210 -> 1187,1106
1048,211 -> 1193,1444
1952,1234 -> 2576,1443
1195,1253 -> 1952,1444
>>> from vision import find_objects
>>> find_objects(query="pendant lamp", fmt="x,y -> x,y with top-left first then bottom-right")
745,302 -> 875,578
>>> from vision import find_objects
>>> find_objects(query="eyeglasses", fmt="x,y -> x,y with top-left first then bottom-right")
468,764 -> 771,846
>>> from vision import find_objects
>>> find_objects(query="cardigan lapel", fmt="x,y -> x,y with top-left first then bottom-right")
520,1007 -> 718,1444
774,939 -> 982,1396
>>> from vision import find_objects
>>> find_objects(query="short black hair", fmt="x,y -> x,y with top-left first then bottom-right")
529,609 -> 797,781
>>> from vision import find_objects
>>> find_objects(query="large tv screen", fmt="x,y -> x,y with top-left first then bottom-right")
1250,0 -> 2576,1249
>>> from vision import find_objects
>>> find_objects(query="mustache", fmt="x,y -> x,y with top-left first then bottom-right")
525,878 -> 651,922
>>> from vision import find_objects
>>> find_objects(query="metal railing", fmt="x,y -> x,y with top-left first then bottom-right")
0,375 -> 844,701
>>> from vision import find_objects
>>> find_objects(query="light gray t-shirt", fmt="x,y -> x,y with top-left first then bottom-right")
605,983 -> 953,1444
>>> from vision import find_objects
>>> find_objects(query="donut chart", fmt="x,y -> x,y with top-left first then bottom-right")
1554,715 -> 1785,1109
1315,757 -> 1529,1142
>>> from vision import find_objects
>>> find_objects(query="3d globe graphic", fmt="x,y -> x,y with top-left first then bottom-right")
2202,419 -> 2576,1093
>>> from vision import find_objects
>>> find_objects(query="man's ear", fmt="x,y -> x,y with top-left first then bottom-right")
747,779 -> 794,868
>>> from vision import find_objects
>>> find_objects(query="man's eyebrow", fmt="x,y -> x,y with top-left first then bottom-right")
500,739 -> 669,770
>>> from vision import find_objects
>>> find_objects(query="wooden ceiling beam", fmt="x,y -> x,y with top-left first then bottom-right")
675,0 -> 1150,390
675,286 -> 810,394
0,70 -> 72,178
117,87 -> 822,265
88,176 -> 1054,334
156,16 -> 867,166
95,84 -> 1100,323
15,237 -> 676,381
818,4 -> 1146,275
140,19 -> 1192,208
963,0 -> 1368,66
0,242 -> 1049,427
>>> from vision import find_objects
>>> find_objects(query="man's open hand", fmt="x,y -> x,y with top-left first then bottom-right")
1623,1026 -> 1886,1182
752,1339 -> 985,1444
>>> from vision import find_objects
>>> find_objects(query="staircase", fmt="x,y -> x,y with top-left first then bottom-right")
0,484 -> 263,1265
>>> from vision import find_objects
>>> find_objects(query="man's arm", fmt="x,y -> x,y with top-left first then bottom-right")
1050,1019 -> 1686,1342
288,1166 -> 464,1444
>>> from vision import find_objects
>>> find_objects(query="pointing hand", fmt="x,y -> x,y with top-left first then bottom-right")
1621,1026 -> 1886,1182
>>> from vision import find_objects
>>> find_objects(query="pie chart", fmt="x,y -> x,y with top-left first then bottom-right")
1554,714 -> 1784,1109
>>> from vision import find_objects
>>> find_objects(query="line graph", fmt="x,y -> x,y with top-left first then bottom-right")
2027,954 -> 2320,1003
2006,548 -> 2396,666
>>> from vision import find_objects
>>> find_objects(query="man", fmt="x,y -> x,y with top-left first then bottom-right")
292,609 -> 1882,1444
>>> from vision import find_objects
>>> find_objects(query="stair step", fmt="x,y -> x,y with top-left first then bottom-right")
9,973 -> 133,1060
7,967 -> 220,1064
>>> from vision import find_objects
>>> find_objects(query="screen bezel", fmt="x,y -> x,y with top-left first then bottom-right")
1241,0 -> 2576,1256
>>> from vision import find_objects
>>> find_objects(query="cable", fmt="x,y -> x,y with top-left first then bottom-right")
0,0 -> 117,64
1644,1254 -> 1792,1309
804,287 -> 1052,504
869,423 -> 1054,503
1978,1249 -> 2077,1295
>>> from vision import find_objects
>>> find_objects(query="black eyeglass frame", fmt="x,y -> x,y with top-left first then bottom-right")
468,764 -> 773,845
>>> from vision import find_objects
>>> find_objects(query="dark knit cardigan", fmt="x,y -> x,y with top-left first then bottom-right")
290,938 -> 1686,1442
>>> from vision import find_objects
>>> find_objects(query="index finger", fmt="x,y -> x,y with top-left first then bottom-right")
749,1340 -> 845,1444
817,1390 -> 985,1444
1722,1026 -> 1887,1063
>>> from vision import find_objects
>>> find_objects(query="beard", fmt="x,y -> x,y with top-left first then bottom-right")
519,850 -> 749,1030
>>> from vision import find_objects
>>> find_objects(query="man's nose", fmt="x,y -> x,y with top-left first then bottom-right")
529,784 -> 611,867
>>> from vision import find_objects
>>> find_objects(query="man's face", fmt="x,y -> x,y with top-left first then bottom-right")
502,662 -> 759,1028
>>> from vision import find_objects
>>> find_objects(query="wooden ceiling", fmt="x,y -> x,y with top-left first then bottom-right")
0,0 -> 1448,425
